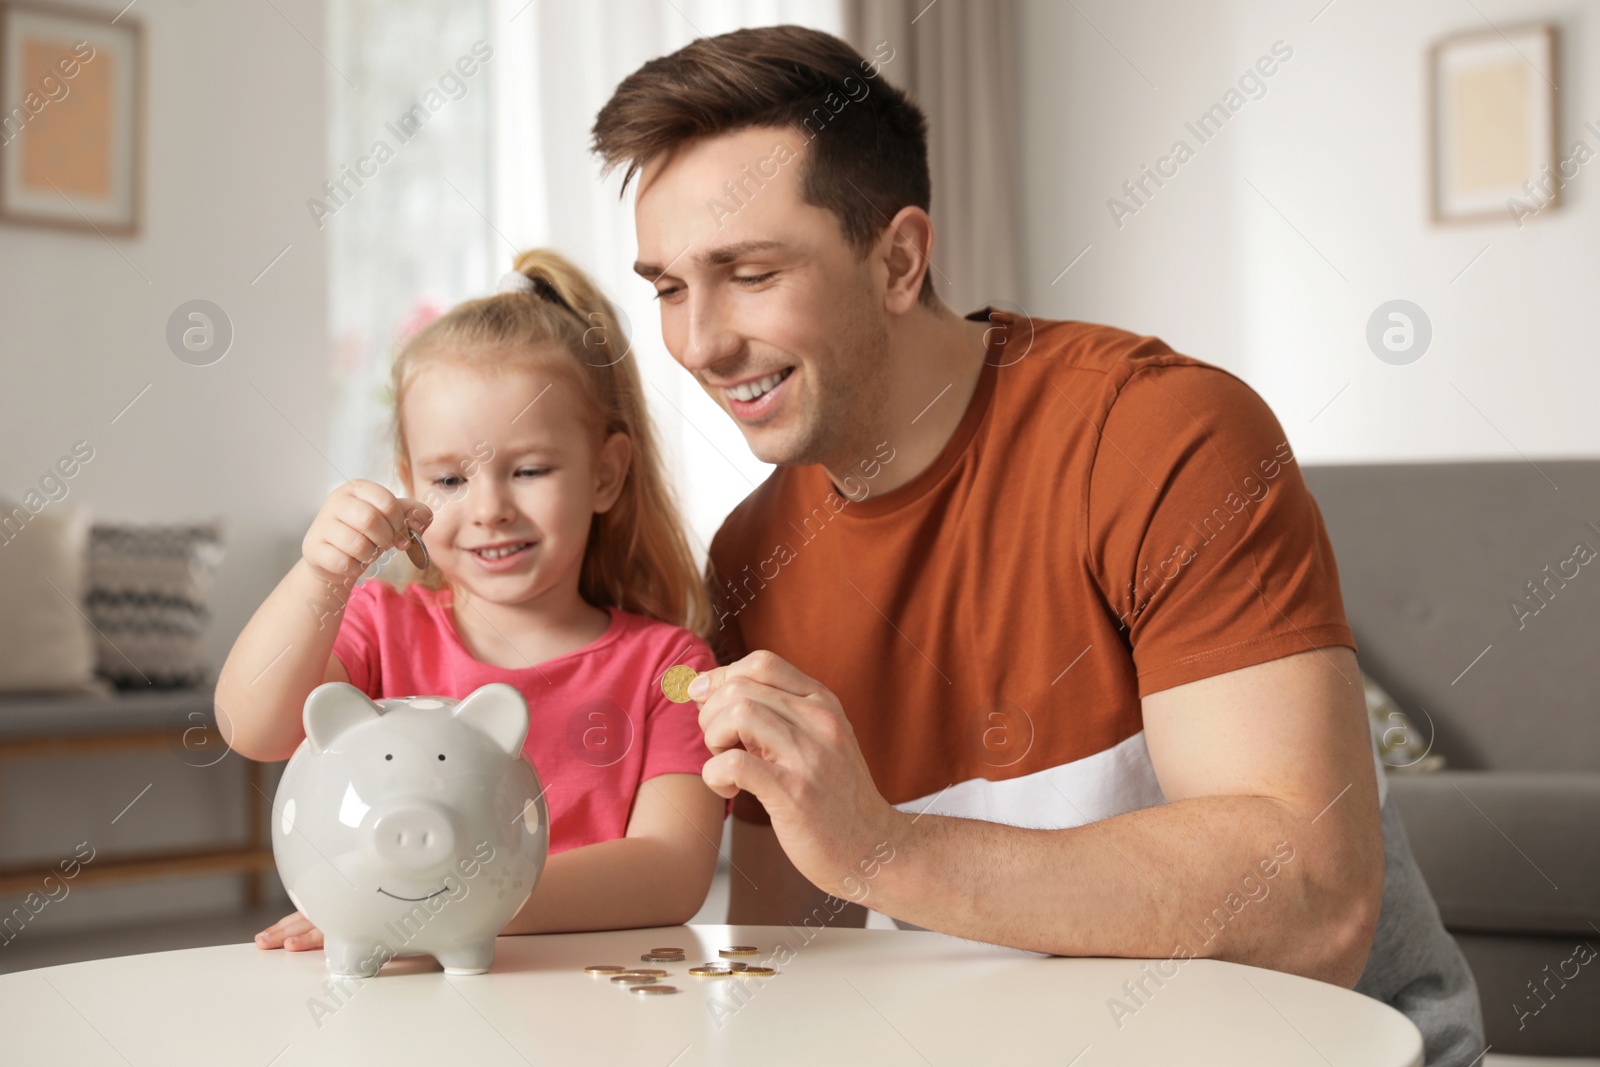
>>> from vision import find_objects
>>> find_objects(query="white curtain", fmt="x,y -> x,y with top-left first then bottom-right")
326,0 -> 497,494
843,0 -> 1022,317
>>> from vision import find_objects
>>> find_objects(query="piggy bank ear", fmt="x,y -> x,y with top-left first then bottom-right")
304,682 -> 381,754
452,683 -> 529,756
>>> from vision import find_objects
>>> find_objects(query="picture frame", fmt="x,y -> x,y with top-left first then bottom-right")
1428,22 -> 1558,225
0,1 -> 142,234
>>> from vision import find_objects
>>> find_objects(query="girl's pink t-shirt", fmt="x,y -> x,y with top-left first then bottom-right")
331,580 -> 722,856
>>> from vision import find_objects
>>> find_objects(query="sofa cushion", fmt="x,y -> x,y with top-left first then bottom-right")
1389,770 -> 1600,936
0,501 -> 101,693
1457,931 -> 1600,1057
1304,462 -> 1600,773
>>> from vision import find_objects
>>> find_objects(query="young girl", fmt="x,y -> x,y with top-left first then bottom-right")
216,250 -> 726,951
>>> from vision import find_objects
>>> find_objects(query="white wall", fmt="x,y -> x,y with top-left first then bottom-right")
0,0 -> 326,929
1017,0 -> 1600,462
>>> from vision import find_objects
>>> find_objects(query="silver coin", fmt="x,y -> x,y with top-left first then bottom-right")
403,526 -> 428,570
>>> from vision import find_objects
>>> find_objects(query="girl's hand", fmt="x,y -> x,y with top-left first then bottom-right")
302,479 -> 432,589
254,910 -> 323,951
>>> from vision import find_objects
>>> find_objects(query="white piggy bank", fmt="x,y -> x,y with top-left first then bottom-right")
271,682 -> 549,977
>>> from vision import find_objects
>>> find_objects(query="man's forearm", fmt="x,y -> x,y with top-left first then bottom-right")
871,791 -> 1382,987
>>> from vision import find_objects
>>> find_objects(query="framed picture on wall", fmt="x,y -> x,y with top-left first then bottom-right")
1429,23 -> 1557,224
0,2 -> 142,233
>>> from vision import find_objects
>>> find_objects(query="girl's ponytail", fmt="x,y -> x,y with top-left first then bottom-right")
508,249 -> 625,368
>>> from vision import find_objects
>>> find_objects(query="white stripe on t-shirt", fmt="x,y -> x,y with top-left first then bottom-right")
868,729 -> 1389,929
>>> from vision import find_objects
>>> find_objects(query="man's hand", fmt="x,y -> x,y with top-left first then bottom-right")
693,650 -> 902,900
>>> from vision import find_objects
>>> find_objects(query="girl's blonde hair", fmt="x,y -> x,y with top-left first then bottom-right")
388,249 -> 710,636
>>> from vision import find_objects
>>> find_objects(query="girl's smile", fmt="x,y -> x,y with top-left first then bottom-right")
466,539 -> 538,569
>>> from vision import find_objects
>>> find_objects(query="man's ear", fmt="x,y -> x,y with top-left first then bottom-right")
880,205 -> 935,315
304,683 -> 382,754
593,432 -> 633,514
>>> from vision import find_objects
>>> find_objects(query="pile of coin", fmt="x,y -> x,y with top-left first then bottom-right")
582,945 -> 779,998
642,947 -> 686,963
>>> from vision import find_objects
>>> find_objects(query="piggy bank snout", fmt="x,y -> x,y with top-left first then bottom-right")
367,800 -> 457,874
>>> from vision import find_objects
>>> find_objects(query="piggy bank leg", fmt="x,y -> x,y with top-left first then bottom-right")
435,939 -> 495,976
325,937 -> 385,978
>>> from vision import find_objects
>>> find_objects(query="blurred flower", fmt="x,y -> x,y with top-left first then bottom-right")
394,298 -> 442,347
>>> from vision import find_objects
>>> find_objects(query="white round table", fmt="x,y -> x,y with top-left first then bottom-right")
0,924 -> 1422,1065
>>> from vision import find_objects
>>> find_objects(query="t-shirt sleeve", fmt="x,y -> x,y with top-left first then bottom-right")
330,580 -> 384,698
638,633 -> 719,785
1085,363 -> 1356,697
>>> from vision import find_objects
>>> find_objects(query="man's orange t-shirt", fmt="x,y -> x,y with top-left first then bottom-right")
708,309 -> 1357,828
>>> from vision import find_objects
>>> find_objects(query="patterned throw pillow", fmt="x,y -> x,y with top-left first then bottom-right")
85,522 -> 225,689
1364,670 -> 1446,773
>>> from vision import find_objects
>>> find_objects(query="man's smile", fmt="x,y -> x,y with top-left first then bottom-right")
720,366 -> 794,421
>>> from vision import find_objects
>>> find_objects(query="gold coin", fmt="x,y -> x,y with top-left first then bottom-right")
630,984 -> 681,996
660,665 -> 698,703
609,973 -> 659,985
648,947 -> 685,955
688,965 -> 735,977
584,965 -> 627,975
719,946 -> 759,957
402,527 -> 429,570
740,966 -> 777,977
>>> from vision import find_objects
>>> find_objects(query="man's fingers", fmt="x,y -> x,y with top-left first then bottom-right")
702,746 -> 783,802
700,688 -> 801,759
689,649 -> 827,703
697,677 -> 808,736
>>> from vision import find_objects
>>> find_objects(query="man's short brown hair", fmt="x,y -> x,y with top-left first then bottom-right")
593,25 -> 936,304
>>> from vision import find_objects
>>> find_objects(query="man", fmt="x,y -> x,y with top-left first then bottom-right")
594,24 -> 1481,1063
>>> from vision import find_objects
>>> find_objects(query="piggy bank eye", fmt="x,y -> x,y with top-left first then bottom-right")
437,754 -> 446,761
385,754 -> 393,761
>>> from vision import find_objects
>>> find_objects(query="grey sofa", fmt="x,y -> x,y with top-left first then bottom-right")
1305,461 -> 1600,1058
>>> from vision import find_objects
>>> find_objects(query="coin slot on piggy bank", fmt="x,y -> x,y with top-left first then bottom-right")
271,682 -> 550,976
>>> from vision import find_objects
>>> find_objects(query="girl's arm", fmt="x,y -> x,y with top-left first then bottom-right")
215,558 -> 351,762
217,480 -> 430,762
501,773 -> 726,933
